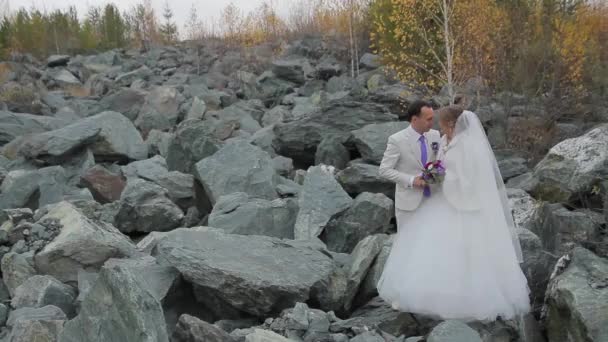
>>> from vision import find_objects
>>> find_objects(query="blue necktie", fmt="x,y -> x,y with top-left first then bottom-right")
419,135 -> 431,197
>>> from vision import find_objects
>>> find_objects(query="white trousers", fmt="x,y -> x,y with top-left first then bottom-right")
395,209 -> 415,233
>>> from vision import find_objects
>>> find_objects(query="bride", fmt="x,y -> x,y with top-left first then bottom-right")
377,106 -> 531,321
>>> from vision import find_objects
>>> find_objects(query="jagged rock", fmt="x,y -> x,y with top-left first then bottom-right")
531,203 -> 604,256
7,305 -> 66,329
46,68 -> 81,86
294,165 -> 353,240
497,155 -> 529,181
316,56 -> 342,80
426,320 -> 482,342
59,258 -> 171,342
326,75 -> 357,94
99,88 -> 147,122
6,305 -> 66,341
324,193 -> 393,253
0,169 -> 41,210
205,100 -> 264,134
80,165 -> 126,203
262,106 -> 292,127
272,58 -> 314,85
331,298 -> 424,338
146,129 -> 173,158
11,123 -> 100,163
507,188 -> 538,231
532,124 -> 608,202
74,111 -> 147,162
336,163 -> 394,198
209,192 -> 298,239
115,65 -> 153,87
517,228 -> 556,311
186,96 -> 207,121
11,275 -> 77,317
342,235 -> 388,311
166,119 -> 222,173
34,201 -> 139,284
114,178 -> 184,233
545,248 -> 608,342
194,140 -> 279,205
173,314 -> 236,342
360,54 -> 381,69
1,251 -> 37,297
153,227 -> 338,317
122,155 -> 194,208
135,86 -> 182,134
350,122 -> 409,165
355,236 -> 394,307
0,110 -> 68,145
47,55 -> 70,67
315,134 -> 350,170
506,172 -> 538,193
273,101 -> 397,165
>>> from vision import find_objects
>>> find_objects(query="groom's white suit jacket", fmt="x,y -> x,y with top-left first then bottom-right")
379,126 -> 441,211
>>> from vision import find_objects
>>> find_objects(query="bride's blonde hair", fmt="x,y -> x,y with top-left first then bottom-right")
439,105 -> 464,126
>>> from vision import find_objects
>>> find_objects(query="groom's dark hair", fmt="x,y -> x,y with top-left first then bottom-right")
405,100 -> 432,122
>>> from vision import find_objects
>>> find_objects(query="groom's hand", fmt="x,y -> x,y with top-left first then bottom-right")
413,176 -> 427,188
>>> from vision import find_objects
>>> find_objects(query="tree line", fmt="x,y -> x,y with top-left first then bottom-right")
0,0 -> 606,102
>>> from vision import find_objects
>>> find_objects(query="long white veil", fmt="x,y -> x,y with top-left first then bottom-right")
442,110 -> 524,263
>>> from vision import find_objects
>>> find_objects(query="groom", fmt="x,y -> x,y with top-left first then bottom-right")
379,100 -> 441,230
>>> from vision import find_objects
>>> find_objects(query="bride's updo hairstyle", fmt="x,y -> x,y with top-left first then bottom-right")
439,105 -> 464,127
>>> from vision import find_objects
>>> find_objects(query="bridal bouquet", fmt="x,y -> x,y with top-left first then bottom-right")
422,160 -> 446,185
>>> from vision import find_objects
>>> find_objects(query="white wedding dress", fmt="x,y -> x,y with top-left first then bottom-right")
377,111 -> 531,322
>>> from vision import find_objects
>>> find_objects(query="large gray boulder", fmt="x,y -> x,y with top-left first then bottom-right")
355,236 -> 394,307
294,166 -> 352,240
99,88 -> 147,121
7,305 -> 67,342
194,140 -> 279,205
497,155 -> 529,181
427,320 -> 482,342
122,156 -> 194,208
153,227 -> 339,317
11,275 -> 77,317
172,314 -> 236,342
205,100 -> 264,134
517,228 -> 557,312
507,188 -> 538,231
331,297 -> 421,338
166,119 -> 222,173
315,134 -> 350,170
350,122 -> 409,165
135,86 -> 182,135
114,178 -> 184,234
532,124 -> 608,202
359,53 -> 381,69
11,122 -> 100,163
209,192 -> 298,239
342,235 -> 388,311
323,192 -> 393,253
273,101 -> 397,165
34,202 -> 140,284
531,203 -> 604,256
271,58 -> 314,85
545,247 -> 608,342
336,163 -> 394,198
0,110 -> 68,145
59,111 -> 147,162
59,259 -> 171,342
1,251 -> 37,297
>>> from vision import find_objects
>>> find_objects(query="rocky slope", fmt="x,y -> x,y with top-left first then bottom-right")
0,36 -> 606,341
